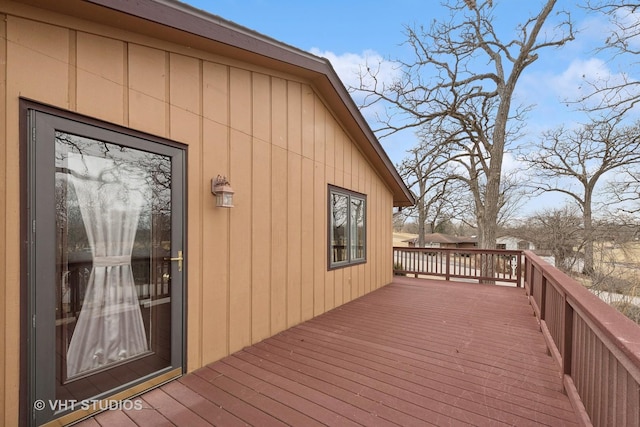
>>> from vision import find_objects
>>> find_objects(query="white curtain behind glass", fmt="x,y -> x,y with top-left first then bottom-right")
66,152 -> 149,378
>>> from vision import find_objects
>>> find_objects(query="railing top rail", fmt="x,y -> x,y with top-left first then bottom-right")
524,250 -> 640,370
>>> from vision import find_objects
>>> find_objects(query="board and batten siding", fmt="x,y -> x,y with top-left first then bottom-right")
0,6 -> 394,424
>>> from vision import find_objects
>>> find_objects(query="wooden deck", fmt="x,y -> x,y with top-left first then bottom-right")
77,277 -> 580,426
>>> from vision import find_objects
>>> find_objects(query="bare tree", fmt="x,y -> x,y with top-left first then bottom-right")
397,136 -> 464,247
355,0 -> 574,251
607,167 -> 640,213
521,206 -> 585,272
520,117 -> 640,275
581,1 -> 640,114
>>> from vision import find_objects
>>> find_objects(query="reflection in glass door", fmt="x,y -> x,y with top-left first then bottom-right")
28,109 -> 184,426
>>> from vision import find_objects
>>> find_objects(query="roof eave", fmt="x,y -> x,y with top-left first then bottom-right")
85,0 -> 415,206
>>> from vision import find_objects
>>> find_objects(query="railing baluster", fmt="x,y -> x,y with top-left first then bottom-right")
392,247 -> 523,285
563,298 -> 574,376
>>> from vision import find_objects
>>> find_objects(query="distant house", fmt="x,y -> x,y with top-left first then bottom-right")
497,235 -> 536,251
404,233 -> 478,249
0,1 -> 414,425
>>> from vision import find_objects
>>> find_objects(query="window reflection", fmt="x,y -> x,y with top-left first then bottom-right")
350,198 -> 365,261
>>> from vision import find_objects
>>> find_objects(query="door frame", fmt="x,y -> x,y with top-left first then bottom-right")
19,99 -> 188,426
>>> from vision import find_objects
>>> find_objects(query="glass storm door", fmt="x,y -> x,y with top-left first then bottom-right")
28,109 -> 185,426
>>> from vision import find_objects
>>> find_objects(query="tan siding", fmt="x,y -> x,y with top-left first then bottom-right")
169,55 -> 201,144
229,68 -> 251,136
324,165 -> 335,311
200,118 -> 230,366
287,81 -> 302,155
203,62 -> 229,127
313,97 -> 325,163
313,161 -> 326,317
251,137 -> 271,342
5,17 -> 71,424
372,180 -> 379,288
343,134 -> 353,189
1,10 -> 398,424
271,146 -> 288,333
227,68 -> 252,354
300,157 -> 315,321
335,127 -> 344,174
128,44 -> 166,136
301,86 -> 314,160
8,17 -> 69,107
229,129 -> 252,353
0,13 -> 6,426
325,117 -> 335,169
77,33 -> 126,124
335,259 -> 344,307
286,151 -> 302,327
68,30 -> 77,110
170,54 -> 203,371
251,72 -> 272,343
200,62 -> 230,366
271,77 -> 287,149
364,167 -> 373,294
252,73 -> 271,142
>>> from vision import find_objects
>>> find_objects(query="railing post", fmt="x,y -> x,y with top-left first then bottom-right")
445,251 -> 450,281
528,257 -> 534,296
540,275 -> 547,321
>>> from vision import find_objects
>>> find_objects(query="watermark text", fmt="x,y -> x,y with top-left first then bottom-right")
33,399 -> 143,412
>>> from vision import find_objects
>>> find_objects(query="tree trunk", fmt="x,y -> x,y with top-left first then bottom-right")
583,188 -> 594,275
417,180 -> 427,248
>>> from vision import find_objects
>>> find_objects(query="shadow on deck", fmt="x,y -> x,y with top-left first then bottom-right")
78,277 -> 579,426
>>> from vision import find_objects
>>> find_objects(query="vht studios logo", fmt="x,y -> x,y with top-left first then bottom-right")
33,399 -> 143,412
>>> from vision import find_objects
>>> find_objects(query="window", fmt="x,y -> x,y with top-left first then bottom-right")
518,241 -> 531,250
329,186 -> 366,269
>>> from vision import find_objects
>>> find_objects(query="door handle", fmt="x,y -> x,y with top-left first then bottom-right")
165,250 -> 183,272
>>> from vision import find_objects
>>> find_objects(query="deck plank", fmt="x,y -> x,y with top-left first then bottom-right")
181,372 -> 286,427
136,388 -> 211,427
276,326 -> 574,416
268,329 -> 577,424
220,352 -> 440,427
75,278 -> 579,426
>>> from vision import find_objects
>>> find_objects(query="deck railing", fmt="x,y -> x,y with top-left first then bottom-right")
524,250 -> 640,427
392,246 -> 522,286
393,246 -> 640,425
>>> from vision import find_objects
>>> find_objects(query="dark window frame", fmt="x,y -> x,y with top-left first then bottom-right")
328,185 -> 367,270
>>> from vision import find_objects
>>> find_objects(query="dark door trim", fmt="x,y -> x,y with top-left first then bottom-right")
20,99 -> 187,426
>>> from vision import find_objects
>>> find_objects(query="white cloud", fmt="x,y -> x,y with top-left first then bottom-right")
611,6 -> 640,51
551,57 -> 640,110
502,151 -> 527,175
308,48 -> 409,146
308,48 -> 399,91
549,58 -> 614,100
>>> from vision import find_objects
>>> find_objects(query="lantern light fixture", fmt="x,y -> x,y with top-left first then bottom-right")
211,175 -> 234,208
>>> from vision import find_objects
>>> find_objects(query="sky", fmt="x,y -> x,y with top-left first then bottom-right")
182,0 -> 639,218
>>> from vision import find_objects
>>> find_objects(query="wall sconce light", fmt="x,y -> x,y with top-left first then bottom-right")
211,175 -> 234,208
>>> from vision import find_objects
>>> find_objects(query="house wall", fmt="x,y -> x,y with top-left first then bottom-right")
497,237 -> 535,251
0,2 -> 394,423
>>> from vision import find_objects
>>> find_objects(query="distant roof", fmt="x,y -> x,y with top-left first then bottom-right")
30,0 -> 414,207
403,233 -> 478,244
